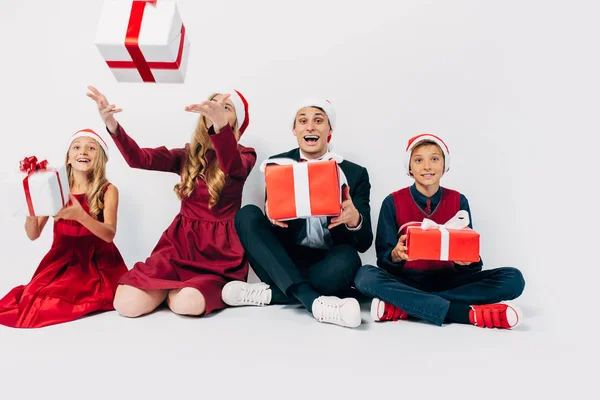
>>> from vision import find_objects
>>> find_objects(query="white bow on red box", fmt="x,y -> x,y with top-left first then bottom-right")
259,153 -> 348,220
400,210 -> 480,262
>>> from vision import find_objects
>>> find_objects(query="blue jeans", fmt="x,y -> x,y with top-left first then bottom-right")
354,265 -> 525,326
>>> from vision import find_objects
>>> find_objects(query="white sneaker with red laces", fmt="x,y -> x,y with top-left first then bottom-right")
312,296 -> 362,328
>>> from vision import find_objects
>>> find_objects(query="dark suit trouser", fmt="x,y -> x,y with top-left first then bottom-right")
234,205 -> 362,303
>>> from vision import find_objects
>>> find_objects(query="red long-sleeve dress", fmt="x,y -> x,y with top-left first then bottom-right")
111,124 -> 256,314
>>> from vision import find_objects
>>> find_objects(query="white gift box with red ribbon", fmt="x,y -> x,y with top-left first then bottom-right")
5,157 -> 70,217
94,0 -> 191,83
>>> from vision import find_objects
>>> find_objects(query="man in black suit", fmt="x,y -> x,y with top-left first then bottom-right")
222,99 -> 373,328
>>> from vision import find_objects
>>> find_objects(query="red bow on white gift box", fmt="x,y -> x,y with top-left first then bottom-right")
20,156 -> 49,175
19,156 -> 67,217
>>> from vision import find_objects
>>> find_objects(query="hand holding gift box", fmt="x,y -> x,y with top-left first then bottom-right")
399,210 -> 480,263
12,156 -> 70,217
259,155 -> 348,221
95,0 -> 191,83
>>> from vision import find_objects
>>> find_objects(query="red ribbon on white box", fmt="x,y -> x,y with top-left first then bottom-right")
105,0 -> 187,83
399,210 -> 470,261
259,153 -> 348,218
19,156 -> 66,217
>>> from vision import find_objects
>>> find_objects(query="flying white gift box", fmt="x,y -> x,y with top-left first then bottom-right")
94,0 -> 191,83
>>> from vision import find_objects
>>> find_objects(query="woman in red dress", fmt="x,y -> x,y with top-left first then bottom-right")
0,129 -> 128,328
86,86 -> 256,318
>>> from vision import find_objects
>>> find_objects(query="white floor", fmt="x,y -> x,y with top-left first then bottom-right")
0,296 -> 586,400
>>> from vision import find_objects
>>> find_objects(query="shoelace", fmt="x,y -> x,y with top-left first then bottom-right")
316,300 -> 342,322
240,286 -> 269,306
381,303 -> 408,321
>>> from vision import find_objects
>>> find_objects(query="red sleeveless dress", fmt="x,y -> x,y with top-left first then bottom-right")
0,186 -> 128,328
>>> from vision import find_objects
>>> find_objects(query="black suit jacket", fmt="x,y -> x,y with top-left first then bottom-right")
266,148 -> 373,253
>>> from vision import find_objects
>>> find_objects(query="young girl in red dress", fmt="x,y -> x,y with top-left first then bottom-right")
0,129 -> 128,328
86,86 -> 256,318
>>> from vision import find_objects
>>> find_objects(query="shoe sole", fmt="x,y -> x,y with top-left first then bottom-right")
503,302 -> 523,329
370,298 -> 385,322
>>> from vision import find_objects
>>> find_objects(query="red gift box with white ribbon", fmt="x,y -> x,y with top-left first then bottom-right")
260,156 -> 347,221
95,0 -> 190,83
401,211 -> 480,263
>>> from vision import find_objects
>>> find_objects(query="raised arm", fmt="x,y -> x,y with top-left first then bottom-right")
109,123 -> 185,173
87,85 -> 184,174
184,93 -> 256,179
208,125 -> 256,179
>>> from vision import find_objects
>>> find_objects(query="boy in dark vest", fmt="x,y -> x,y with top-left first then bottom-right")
354,134 -> 525,329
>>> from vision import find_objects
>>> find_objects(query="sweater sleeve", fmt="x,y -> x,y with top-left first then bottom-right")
376,195 -> 406,271
109,124 -> 185,174
208,124 -> 257,179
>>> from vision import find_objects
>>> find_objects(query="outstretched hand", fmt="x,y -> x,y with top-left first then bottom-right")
86,86 -> 122,134
184,94 -> 230,133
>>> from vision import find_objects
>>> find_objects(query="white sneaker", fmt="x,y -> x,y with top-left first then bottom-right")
311,296 -> 362,328
222,281 -> 272,307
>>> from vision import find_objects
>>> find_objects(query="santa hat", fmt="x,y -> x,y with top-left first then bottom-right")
292,99 -> 336,131
70,128 -> 110,159
226,90 -> 250,135
405,133 -> 450,176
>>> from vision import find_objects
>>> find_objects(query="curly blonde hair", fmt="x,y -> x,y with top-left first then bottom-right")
174,93 -> 240,208
65,139 -> 109,218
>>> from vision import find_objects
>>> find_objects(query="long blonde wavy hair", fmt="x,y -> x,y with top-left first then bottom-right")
174,93 -> 240,208
65,139 -> 109,218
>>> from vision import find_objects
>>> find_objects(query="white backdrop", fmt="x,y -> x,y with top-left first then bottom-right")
0,0 -> 598,340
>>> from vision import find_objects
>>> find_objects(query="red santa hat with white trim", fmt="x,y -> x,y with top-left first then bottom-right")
70,128 -> 110,159
292,98 -> 336,142
224,89 -> 250,135
405,133 -> 451,176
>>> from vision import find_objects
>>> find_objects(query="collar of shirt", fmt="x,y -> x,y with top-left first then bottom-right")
299,150 -> 331,162
410,184 -> 442,213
